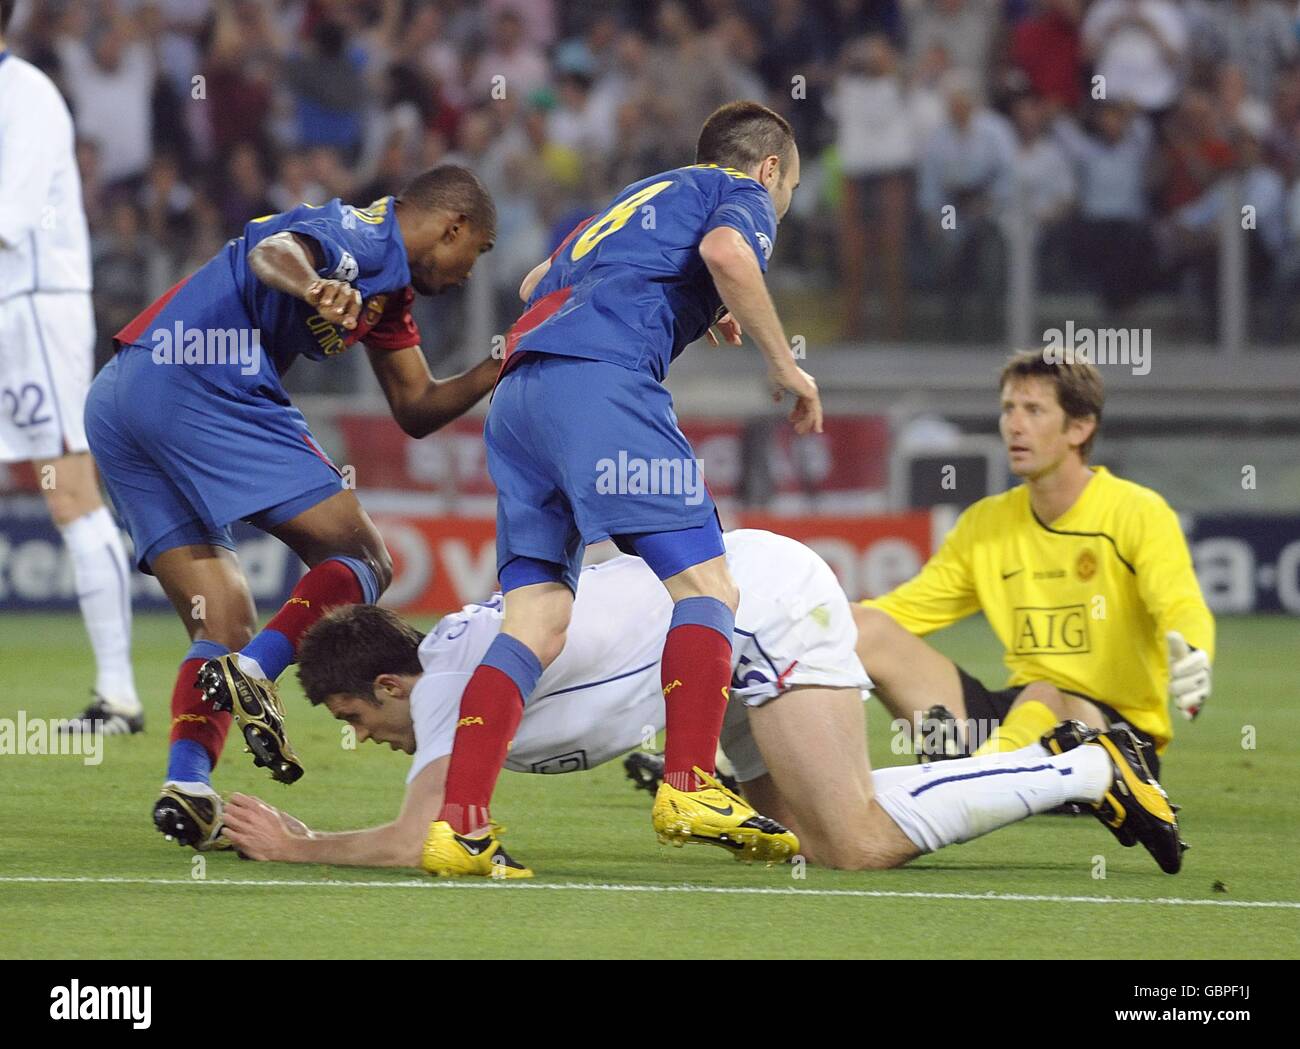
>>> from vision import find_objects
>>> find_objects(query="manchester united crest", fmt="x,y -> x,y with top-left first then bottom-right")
1076,549 -> 1097,581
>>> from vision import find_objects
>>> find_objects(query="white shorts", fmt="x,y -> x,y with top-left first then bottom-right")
718,530 -> 873,783
0,292 -> 94,462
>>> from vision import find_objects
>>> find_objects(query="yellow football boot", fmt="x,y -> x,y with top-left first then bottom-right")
421,821 -> 534,879
652,767 -> 798,864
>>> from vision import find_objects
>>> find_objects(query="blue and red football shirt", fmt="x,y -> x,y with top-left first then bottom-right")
505,165 -> 778,382
115,196 -> 420,400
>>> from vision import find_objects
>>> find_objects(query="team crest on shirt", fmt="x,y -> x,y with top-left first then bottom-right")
755,231 -> 773,261
330,251 -> 359,283
1076,549 -> 1097,581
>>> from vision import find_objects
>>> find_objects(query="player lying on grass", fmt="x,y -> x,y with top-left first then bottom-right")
854,352 -> 1215,778
220,529 -> 1185,875
423,100 -> 823,875
84,165 -> 500,848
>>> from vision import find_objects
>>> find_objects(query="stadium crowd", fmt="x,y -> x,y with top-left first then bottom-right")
8,0 -> 1300,363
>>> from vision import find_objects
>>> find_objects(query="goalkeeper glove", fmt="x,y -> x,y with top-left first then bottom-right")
1166,630 -> 1211,720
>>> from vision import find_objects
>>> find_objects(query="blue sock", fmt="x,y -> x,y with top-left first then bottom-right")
481,633 -> 544,700
241,628 -> 295,682
166,739 -> 213,786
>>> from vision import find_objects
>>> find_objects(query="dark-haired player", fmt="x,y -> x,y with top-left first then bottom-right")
221,530 -> 1185,876
84,165 -> 499,848
423,101 -> 823,877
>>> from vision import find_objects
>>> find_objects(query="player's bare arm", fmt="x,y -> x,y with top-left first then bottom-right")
247,230 -> 362,329
223,757 -> 447,866
699,225 -> 822,434
366,344 -> 498,438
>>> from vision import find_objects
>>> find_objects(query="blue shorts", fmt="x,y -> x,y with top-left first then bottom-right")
487,353 -> 720,591
85,347 -> 344,572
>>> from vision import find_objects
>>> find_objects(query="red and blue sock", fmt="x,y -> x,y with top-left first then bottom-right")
661,596 -> 735,792
166,639 -> 231,785
439,633 -> 543,834
240,555 -> 380,682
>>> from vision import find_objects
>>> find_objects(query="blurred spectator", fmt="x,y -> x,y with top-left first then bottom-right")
200,0 -> 279,158
830,36 -> 916,339
470,8 -> 550,106
1187,0 -> 1296,103
646,1 -> 737,160
908,0 -> 1002,92
283,16 -> 369,156
55,12 -> 157,187
1168,126 -> 1284,334
1157,89 -> 1235,214
548,71 -> 615,156
1053,101 -> 1156,313
1009,0 -> 1084,110
1009,93 -> 1077,225
759,0 -> 831,146
1081,0 -> 1189,115
269,151 -> 328,212
830,0 -> 904,44
92,201 -> 169,349
1214,64 -> 1273,141
403,1 -> 469,108
216,142 -> 274,235
917,71 -> 1016,335
139,152 -> 196,252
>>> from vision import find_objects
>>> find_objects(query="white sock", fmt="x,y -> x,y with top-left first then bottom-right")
875,744 -> 1112,853
870,742 -> 1053,795
60,507 -> 138,712
235,654 -> 268,680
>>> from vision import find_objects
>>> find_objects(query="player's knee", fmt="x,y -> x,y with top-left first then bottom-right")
1016,681 -> 1069,718
530,622 -> 570,669
198,621 -> 256,651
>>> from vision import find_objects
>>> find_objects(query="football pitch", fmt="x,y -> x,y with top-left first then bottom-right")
2,612 -> 1298,960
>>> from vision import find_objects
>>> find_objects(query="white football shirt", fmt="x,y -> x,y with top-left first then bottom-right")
0,51 -> 93,301
406,529 -> 872,783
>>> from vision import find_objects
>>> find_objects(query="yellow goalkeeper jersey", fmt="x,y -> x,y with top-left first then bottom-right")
864,467 -> 1214,750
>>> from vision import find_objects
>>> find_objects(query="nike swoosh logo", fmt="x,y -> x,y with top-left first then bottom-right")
695,799 -> 734,816
1001,568 -> 1023,580
456,835 -> 493,856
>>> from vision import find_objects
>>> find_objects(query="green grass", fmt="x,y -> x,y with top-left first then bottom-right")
2,613 -> 1299,959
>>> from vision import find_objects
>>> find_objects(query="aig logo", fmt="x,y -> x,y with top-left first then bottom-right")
1013,605 -> 1090,654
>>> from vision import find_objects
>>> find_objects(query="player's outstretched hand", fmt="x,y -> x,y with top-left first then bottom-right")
305,278 -> 362,330
1166,630 -> 1211,720
224,792 -> 310,861
706,313 -> 743,346
770,364 -> 823,435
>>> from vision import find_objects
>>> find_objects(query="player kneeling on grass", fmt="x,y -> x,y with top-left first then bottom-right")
852,352 -> 1214,793
221,530 -> 1185,875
